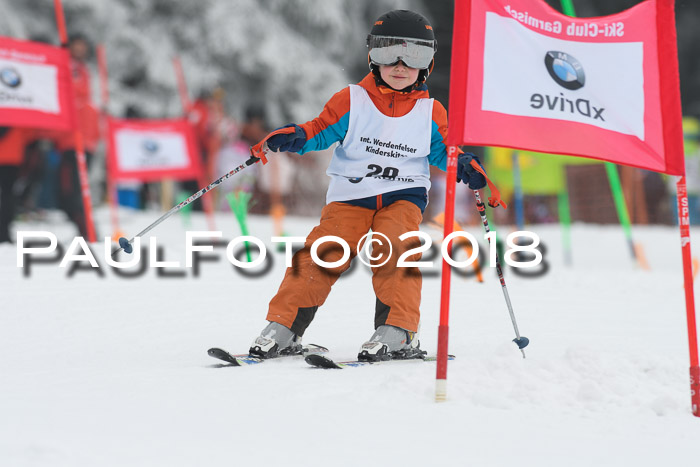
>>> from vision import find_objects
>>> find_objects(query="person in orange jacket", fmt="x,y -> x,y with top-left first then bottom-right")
248,10 -> 488,362
0,127 -> 36,243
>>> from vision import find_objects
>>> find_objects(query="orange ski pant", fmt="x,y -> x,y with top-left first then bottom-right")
266,200 -> 423,336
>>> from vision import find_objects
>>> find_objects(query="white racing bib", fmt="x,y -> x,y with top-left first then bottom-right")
326,84 -> 433,203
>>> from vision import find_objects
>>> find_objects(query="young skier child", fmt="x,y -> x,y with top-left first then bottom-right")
249,10 -> 488,361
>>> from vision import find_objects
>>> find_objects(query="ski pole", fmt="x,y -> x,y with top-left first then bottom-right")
473,189 -> 530,358
112,155 -> 262,256
113,126 -> 297,256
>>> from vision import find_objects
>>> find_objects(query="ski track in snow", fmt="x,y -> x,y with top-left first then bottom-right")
1,208 -> 699,466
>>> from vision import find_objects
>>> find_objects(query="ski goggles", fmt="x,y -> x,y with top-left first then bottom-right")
367,35 -> 436,70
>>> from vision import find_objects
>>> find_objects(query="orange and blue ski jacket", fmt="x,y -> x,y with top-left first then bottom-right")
298,73 -> 448,170
296,73 -> 449,211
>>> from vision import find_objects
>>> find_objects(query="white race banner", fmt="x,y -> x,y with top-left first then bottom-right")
115,129 -> 189,171
0,58 -> 60,113
107,118 -> 202,182
481,12 -> 644,139
0,36 -> 74,130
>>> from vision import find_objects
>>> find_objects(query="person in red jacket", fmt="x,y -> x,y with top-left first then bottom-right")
0,128 -> 35,243
53,34 -> 100,238
248,10 -> 488,361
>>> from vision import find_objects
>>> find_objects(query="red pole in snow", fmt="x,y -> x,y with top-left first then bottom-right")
53,0 -> 68,46
172,57 -> 216,230
676,176 -> 700,417
436,145 -> 459,401
97,44 -> 123,240
54,0 -> 97,242
173,56 -> 192,113
97,45 -> 109,110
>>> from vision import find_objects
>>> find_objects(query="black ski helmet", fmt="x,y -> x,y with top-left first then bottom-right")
367,10 -> 437,85
369,10 -> 435,42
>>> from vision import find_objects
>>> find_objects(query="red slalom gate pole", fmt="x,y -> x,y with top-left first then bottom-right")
173,57 -> 191,112
436,145 -> 459,402
676,176 -> 700,417
54,0 -> 97,242
53,0 -> 68,42
97,46 -> 108,109
172,57 -> 216,231
97,44 -> 123,240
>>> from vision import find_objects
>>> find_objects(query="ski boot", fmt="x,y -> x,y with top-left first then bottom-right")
249,322 -> 302,359
357,325 -> 426,362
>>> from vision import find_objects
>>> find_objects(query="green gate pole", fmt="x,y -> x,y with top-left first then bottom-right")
557,190 -> 573,266
226,191 -> 253,262
560,0 -> 638,261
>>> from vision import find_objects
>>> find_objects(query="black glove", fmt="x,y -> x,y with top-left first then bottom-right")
456,152 -> 487,189
266,124 -> 307,153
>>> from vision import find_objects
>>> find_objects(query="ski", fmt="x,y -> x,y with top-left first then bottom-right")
305,353 -> 456,369
208,344 -> 329,367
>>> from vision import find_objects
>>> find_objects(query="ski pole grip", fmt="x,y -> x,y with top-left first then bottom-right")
470,159 -> 507,209
250,126 -> 297,165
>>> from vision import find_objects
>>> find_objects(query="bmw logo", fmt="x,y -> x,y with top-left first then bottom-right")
0,68 -> 21,88
544,51 -> 585,90
142,140 -> 159,154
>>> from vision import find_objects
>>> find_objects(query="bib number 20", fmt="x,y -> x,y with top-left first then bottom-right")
366,164 -> 398,180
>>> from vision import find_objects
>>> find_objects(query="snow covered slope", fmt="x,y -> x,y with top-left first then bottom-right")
1,208 -> 699,466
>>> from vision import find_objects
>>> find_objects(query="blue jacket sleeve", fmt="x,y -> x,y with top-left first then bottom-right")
298,88 -> 351,155
427,100 -> 449,171
428,120 -> 448,171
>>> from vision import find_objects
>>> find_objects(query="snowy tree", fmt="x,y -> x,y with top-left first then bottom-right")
0,0 -> 424,124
